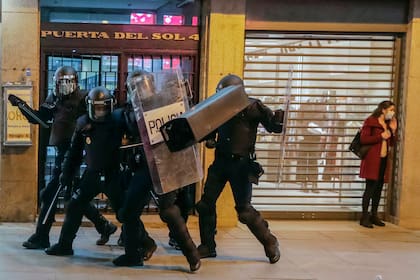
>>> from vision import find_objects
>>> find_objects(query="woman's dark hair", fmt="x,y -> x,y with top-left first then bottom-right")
371,100 -> 395,118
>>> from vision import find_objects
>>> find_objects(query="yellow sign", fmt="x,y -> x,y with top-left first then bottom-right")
3,86 -> 32,145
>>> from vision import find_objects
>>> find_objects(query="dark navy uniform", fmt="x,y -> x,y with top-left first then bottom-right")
45,106 -> 127,260
196,78 -> 283,264
117,102 -> 200,270
123,70 -> 201,271
13,86 -> 115,249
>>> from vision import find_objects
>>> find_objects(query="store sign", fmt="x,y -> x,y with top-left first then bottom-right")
41,30 -> 199,41
40,23 -> 199,50
3,85 -> 33,146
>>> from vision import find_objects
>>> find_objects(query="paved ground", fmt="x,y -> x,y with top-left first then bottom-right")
1,215 -> 420,280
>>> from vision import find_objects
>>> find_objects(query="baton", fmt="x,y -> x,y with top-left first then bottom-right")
18,103 -> 49,128
42,183 -> 63,225
119,142 -> 143,150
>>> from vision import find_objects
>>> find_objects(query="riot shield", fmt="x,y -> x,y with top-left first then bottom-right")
130,69 -> 203,194
160,84 -> 250,152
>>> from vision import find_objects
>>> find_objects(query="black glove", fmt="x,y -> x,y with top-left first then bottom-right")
272,109 -> 284,125
205,139 -> 216,149
8,94 -> 25,106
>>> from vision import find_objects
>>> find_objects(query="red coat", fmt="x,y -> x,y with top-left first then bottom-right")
359,116 -> 396,182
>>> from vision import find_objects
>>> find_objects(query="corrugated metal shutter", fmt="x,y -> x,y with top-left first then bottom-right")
244,33 -> 399,216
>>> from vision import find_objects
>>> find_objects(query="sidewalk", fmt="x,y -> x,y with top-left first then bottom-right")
1,215 -> 420,279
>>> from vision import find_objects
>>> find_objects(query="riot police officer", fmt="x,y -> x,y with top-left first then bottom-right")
113,89 -> 158,266
45,87 -> 137,261
124,70 -> 201,271
196,74 -> 283,264
8,66 -> 116,250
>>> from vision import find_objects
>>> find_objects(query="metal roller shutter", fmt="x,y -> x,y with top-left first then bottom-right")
244,33 -> 399,217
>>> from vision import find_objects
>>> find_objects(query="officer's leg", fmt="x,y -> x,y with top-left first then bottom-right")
83,201 -> 117,246
45,172 -> 99,256
159,191 -> 201,272
24,144 -> 69,249
196,162 -> 227,258
169,184 -> 195,250
230,162 -> 280,264
111,170 -> 156,266
22,174 -> 60,249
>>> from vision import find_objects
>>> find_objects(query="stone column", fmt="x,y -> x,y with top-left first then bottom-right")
398,0 -> 420,229
199,0 -> 246,227
0,1 -> 39,221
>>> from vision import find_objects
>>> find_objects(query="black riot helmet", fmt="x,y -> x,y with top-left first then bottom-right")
53,66 -> 78,99
216,74 -> 244,92
126,70 -> 156,101
85,86 -> 116,122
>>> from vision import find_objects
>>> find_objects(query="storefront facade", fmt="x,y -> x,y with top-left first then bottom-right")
2,0 -> 420,229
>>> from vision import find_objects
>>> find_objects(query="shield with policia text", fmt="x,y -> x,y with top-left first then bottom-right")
129,69 -> 202,194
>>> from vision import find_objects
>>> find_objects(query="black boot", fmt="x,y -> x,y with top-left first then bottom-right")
160,205 -> 201,272
196,201 -> 217,258
113,253 -> 144,267
142,234 -> 157,261
197,244 -> 217,258
237,205 -> 281,264
22,233 -> 50,249
370,214 -> 385,226
169,236 -> 181,250
45,243 -> 74,256
360,214 -> 373,228
96,221 -> 117,245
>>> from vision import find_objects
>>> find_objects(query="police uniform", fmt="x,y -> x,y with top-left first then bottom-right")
18,87 -> 116,249
45,104 -> 128,260
117,102 -> 200,271
196,96 -> 282,264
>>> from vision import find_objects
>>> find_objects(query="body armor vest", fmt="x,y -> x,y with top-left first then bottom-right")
45,89 -> 87,146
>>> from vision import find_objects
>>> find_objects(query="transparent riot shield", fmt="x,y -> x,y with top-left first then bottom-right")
130,69 -> 203,194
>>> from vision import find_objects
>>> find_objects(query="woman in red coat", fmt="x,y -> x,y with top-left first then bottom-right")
359,100 -> 397,228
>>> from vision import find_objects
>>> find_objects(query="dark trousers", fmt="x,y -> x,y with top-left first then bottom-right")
158,190 -> 200,264
198,154 -> 277,251
58,169 -> 123,247
362,157 -> 388,216
117,167 -> 153,257
36,144 -> 108,240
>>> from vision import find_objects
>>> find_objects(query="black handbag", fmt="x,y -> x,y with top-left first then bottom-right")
349,130 -> 372,159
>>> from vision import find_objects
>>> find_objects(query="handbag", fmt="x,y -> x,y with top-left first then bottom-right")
349,130 -> 372,159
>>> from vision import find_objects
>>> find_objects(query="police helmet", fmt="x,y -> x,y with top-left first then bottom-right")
216,74 -> 244,92
126,70 -> 156,101
86,86 -> 115,122
54,66 -> 78,98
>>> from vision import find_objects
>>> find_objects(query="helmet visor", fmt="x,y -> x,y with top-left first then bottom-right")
56,77 -> 76,97
128,74 -> 156,100
87,99 -> 114,121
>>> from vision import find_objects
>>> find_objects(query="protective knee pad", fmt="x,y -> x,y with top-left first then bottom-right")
196,200 -> 215,216
159,205 -> 182,224
236,204 -> 260,225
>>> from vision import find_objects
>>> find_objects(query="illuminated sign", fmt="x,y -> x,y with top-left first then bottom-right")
40,23 -> 200,50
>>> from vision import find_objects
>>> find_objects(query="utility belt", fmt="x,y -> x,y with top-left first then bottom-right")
215,150 -> 263,184
216,150 -> 256,161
